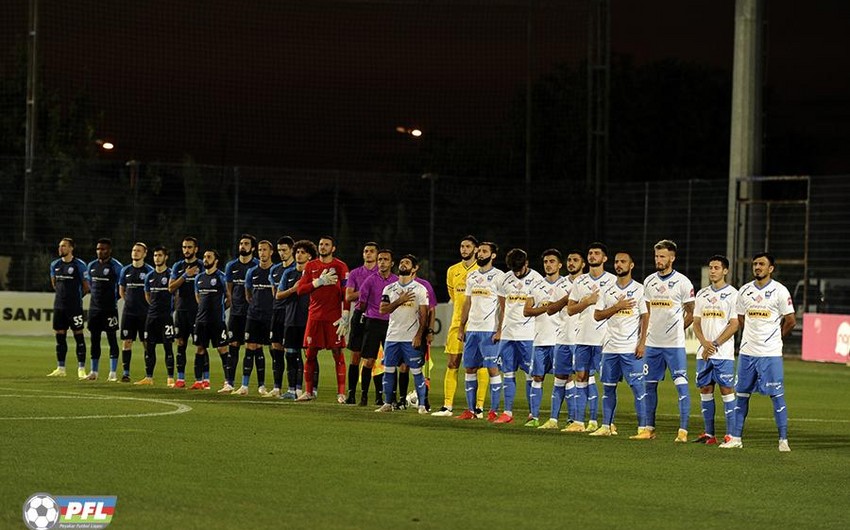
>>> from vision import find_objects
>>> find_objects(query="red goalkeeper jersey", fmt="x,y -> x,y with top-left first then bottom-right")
296,257 -> 350,321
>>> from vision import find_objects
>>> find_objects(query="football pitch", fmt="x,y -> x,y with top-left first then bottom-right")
2,336 -> 849,529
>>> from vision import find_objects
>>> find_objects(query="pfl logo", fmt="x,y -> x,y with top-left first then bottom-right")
23,494 -> 117,530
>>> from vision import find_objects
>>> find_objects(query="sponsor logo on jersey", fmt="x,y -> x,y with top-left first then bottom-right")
765,288 -> 775,299
507,294 -> 527,303
702,309 -> 726,319
747,309 -> 771,319
650,300 -> 673,308
470,287 -> 491,296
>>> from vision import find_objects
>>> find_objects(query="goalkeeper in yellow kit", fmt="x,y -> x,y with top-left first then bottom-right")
431,235 -> 490,416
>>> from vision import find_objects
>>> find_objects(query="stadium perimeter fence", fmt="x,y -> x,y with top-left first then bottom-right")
1,157 -> 848,304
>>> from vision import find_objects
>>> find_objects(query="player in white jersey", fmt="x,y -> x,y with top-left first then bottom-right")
588,250 -> 651,438
692,255 -> 739,445
642,239 -> 695,442
720,253 -> 795,452
374,255 -> 430,414
491,248 -> 544,425
456,242 -> 506,420
563,243 -> 617,433
522,249 -> 563,427
538,250 -> 585,429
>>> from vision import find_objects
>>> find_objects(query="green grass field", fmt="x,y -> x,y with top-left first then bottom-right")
2,335 -> 850,529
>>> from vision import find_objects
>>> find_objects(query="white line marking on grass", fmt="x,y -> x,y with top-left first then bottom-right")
0,390 -> 191,421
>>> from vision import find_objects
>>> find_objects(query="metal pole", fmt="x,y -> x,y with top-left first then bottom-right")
524,0 -> 533,249
23,0 -> 39,289
642,182 -> 649,273
333,171 -> 340,236
429,175 -> 435,282
685,179 -> 692,274
727,0 -> 764,285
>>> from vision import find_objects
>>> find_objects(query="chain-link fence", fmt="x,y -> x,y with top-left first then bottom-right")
2,157 -> 848,304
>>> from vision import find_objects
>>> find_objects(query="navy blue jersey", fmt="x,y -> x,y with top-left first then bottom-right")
145,268 -> 174,318
86,257 -> 123,312
245,264 -> 275,322
170,258 -> 201,313
119,263 -> 154,316
270,261 -> 295,311
225,257 -> 258,317
278,266 -> 309,327
50,258 -> 88,312
195,270 -> 227,324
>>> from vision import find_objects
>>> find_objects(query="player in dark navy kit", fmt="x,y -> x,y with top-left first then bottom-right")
117,243 -> 154,382
192,249 -> 230,391
267,236 -> 295,398
48,238 -> 90,378
85,238 -> 122,380
275,240 -> 316,400
224,234 -> 259,389
168,237 -> 201,388
234,240 -> 276,396
137,246 -> 175,386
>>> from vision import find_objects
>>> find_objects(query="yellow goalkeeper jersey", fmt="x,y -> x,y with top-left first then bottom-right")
446,260 -> 479,326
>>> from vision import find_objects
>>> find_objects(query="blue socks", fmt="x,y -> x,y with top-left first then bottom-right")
587,375 -> 599,421
529,380 -> 543,419
503,373 -> 517,413
700,393 -> 716,436
602,384 -> 617,425
465,373 -> 477,412
645,382 -> 659,427
550,379 -> 567,420
488,375 -> 502,412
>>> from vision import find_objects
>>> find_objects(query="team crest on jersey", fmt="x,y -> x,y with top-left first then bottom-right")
67,267 -> 74,274
140,273 -> 147,280
161,277 -> 168,285
627,289 -> 637,297
103,267 -> 110,274
720,292 -> 730,299
668,280 -> 679,288
211,278 -> 217,286
599,279 -> 610,287
765,289 -> 775,299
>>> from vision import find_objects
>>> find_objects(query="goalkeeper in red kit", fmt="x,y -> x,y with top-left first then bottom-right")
295,236 -> 351,403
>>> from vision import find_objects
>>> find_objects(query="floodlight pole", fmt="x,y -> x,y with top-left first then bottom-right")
23,0 -> 39,288
728,0 -> 764,285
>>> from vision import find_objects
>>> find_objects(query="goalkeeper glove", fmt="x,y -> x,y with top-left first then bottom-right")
312,268 -> 338,288
334,310 -> 351,338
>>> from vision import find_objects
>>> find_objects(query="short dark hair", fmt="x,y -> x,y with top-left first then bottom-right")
588,242 -> 608,256
461,235 -> 479,246
319,235 -> 336,246
294,240 -> 318,259
96,238 -> 112,247
541,248 -> 563,262
377,248 -> 394,260
400,254 -> 419,268
153,245 -> 168,255
206,249 -> 221,263
277,236 -> 295,247
363,241 -> 379,250
480,241 -> 498,255
614,249 -> 636,262
708,254 -> 730,269
183,236 -> 198,246
753,252 -> 775,266
654,239 -> 678,253
505,248 -> 528,272
60,237 -> 75,248
240,233 -> 257,248
567,248 -> 585,261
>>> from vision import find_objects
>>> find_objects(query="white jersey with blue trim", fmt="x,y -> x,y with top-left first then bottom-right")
464,267 -> 505,333
551,275 -> 579,345
382,279 -> 429,343
694,284 -> 738,360
529,277 -> 560,346
737,279 -> 793,357
596,280 -> 647,354
643,270 -> 695,348
497,269 -> 544,341
569,270 -> 617,346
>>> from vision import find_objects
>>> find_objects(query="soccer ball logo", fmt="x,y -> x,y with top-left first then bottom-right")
23,493 -> 59,530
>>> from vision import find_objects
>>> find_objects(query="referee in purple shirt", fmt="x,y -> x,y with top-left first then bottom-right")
356,249 -> 398,406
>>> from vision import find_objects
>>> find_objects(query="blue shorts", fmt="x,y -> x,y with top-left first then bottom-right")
573,344 -> 602,373
600,353 -> 646,386
696,358 -> 735,389
644,346 -> 687,382
498,340 -> 533,374
462,332 -> 499,370
553,344 -> 575,375
383,341 -> 424,369
735,355 -> 784,396
530,345 -> 554,377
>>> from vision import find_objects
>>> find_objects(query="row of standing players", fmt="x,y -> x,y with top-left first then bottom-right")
46,235 -> 795,451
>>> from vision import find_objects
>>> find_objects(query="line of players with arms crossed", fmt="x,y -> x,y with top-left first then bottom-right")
46,233 -> 795,451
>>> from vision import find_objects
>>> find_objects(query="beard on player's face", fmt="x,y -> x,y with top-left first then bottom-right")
476,256 -> 492,267
615,268 -> 630,277
398,266 -> 412,277
239,249 -> 253,257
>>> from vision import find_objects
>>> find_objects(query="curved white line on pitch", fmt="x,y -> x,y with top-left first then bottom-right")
0,393 -> 192,421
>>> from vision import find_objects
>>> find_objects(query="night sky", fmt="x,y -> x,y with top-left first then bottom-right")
2,0 -> 849,175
